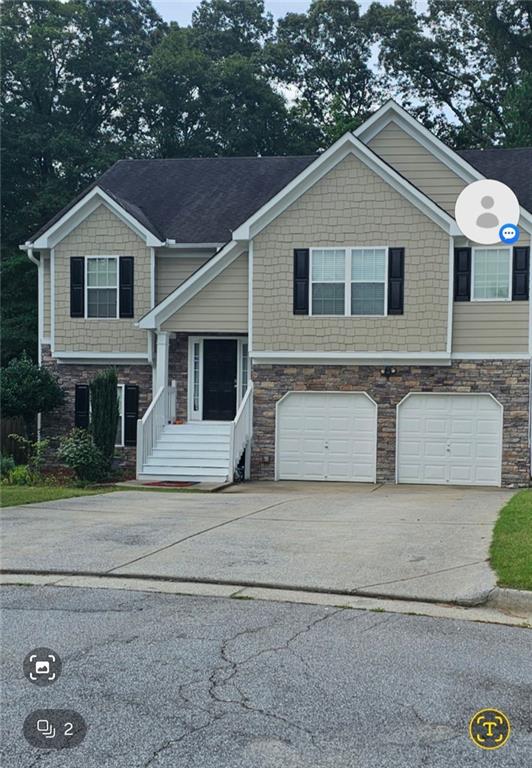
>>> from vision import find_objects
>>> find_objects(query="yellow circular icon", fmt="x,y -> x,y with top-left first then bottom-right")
469,708 -> 511,750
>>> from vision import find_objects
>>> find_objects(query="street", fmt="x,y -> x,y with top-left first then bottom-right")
1,585 -> 531,767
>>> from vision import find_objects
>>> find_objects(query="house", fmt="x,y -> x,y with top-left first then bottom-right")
22,101 -> 532,487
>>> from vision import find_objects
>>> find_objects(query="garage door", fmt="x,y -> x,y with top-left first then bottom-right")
277,392 -> 377,482
397,394 -> 502,486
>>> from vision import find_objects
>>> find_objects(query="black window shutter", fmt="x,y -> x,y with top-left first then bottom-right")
454,247 -> 471,301
70,257 -> 85,317
388,247 -> 404,315
74,384 -> 90,429
119,257 -> 134,318
124,385 -> 139,446
293,249 -> 309,315
512,246 -> 529,300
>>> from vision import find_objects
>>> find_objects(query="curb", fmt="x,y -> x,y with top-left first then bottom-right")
486,587 -> 532,615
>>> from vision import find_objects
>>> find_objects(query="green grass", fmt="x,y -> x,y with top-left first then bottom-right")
0,483 -> 205,507
490,489 -> 532,591
0,485 -> 116,508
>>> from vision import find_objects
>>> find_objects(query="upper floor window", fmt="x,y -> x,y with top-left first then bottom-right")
310,247 -> 387,316
351,248 -> 386,315
87,257 -> 118,318
472,247 -> 511,301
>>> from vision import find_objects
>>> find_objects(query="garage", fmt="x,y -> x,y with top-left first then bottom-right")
397,393 -> 503,486
276,392 -> 377,482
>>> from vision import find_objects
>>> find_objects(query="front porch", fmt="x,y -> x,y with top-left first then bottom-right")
136,333 -> 252,483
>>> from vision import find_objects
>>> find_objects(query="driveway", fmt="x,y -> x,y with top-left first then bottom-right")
1,483 -> 513,604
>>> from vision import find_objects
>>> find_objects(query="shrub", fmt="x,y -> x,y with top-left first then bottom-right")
57,429 -> 106,483
8,434 -> 49,480
0,454 -> 16,479
4,464 -> 32,485
0,352 -> 64,437
90,369 -> 119,465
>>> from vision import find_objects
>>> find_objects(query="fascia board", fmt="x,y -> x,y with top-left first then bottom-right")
31,187 -> 164,248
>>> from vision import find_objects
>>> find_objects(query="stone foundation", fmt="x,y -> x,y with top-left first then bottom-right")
40,345 -> 153,469
251,360 -> 531,487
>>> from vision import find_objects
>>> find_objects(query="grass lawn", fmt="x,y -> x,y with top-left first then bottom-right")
0,484 -> 203,507
490,489 -> 532,591
0,485 -> 117,508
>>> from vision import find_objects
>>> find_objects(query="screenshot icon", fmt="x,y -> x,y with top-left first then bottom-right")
23,648 -> 62,686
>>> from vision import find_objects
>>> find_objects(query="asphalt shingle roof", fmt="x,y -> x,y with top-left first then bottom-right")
30,146 -> 532,244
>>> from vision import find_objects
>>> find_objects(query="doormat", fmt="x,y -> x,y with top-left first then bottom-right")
143,481 -> 198,488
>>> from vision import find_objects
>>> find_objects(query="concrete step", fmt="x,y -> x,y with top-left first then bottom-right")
145,456 -> 229,469
139,466 -> 229,481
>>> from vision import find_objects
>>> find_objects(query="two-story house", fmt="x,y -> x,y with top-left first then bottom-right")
22,101 -> 532,487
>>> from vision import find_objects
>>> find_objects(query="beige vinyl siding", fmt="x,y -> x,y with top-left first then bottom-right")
453,302 -> 529,353
368,121 -> 466,216
53,203 -> 150,354
252,152 -> 449,353
155,253 -> 211,304
162,251 -> 248,333
42,254 -> 51,337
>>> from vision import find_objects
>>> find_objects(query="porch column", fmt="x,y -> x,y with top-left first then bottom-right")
155,331 -> 170,392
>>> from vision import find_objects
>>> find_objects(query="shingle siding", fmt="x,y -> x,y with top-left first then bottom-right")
53,204 -> 150,354
252,153 -> 449,353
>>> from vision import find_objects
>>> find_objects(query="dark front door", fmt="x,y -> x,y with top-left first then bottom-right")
202,339 -> 238,420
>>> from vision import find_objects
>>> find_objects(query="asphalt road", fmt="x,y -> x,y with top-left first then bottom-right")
1,585 -> 531,767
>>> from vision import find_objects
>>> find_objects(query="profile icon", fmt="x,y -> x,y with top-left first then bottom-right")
455,179 -> 520,245
476,196 -> 499,229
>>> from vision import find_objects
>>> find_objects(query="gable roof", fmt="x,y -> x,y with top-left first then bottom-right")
457,148 -> 532,212
28,156 -> 316,245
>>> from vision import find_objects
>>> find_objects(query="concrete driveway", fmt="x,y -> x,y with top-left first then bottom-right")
1,482 -> 513,604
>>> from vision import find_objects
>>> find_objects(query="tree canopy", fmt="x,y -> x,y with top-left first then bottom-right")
1,0 -> 530,363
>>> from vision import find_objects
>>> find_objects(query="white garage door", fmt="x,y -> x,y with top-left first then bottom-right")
277,392 -> 377,482
397,394 -> 502,486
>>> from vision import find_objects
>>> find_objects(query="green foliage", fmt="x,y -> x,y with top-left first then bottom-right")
0,252 -> 37,366
0,454 -> 16,479
3,464 -> 33,486
8,434 -> 49,479
57,428 -> 106,483
0,353 -> 64,436
89,369 -> 119,464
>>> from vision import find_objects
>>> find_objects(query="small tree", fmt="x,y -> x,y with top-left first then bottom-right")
0,352 -> 64,438
90,369 -> 119,464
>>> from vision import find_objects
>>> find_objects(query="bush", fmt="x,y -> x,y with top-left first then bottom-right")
90,369 -> 119,465
0,352 -> 64,437
57,429 -> 106,483
0,454 -> 16,479
8,434 -> 49,480
4,464 -> 33,485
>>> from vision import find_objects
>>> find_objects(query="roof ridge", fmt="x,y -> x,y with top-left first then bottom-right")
112,154 -> 318,163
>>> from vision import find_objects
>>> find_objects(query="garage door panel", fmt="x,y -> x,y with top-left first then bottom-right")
398,394 -> 501,487
277,393 -> 376,482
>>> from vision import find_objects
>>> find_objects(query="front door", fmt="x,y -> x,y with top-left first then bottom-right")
202,339 -> 238,420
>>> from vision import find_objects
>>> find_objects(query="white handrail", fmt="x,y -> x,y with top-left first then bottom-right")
136,384 -> 177,477
230,383 -> 253,479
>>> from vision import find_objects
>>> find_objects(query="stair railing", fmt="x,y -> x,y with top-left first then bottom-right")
229,383 -> 253,480
136,383 -> 177,477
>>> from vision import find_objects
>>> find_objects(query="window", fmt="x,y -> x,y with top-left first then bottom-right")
351,248 -> 386,315
311,249 -> 345,315
472,248 -> 512,300
87,257 -> 118,318
192,342 -> 201,412
116,385 -> 125,447
240,342 -> 249,400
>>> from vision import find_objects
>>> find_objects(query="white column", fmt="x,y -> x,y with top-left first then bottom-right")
155,331 -> 170,391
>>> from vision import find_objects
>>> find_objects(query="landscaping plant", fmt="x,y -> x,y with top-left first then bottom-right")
90,369 -> 119,466
57,429 -> 106,483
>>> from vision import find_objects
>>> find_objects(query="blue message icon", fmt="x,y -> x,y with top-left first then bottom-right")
499,223 -> 519,244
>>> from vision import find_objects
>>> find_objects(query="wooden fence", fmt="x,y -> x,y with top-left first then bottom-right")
1,416 -> 29,463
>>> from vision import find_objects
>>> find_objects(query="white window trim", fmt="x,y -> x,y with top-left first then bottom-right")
84,255 -> 120,319
116,384 -> 125,448
309,247 -> 389,317
471,246 -> 513,303
187,336 -> 249,422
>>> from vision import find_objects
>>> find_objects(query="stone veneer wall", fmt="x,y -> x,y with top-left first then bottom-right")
251,360 -> 530,487
40,345 -> 152,469
168,333 -> 189,421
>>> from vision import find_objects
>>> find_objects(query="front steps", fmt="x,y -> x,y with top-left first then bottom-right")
138,422 -> 233,483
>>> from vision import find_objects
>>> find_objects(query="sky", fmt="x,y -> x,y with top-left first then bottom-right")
151,1 -> 400,25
